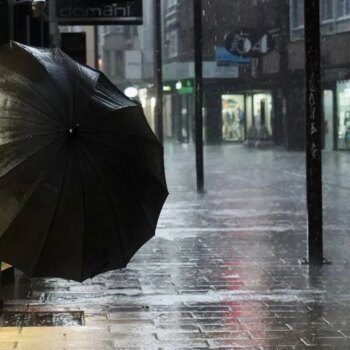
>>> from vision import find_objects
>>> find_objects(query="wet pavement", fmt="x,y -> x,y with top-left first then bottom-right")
1,143 -> 350,349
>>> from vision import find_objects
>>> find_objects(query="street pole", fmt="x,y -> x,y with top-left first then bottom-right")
0,0 -> 11,45
94,26 -> 99,70
303,0 -> 328,265
193,0 -> 204,192
154,0 -> 164,144
49,0 -> 59,48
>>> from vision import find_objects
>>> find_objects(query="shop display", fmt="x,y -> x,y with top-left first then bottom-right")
222,95 -> 245,142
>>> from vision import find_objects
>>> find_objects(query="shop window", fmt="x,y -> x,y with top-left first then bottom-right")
291,0 -> 334,26
321,0 -> 334,21
338,0 -> 350,17
110,50 -> 117,77
337,81 -> 350,149
291,0 -> 304,28
167,0 -> 178,9
252,93 -> 273,135
290,0 -> 350,40
167,29 -> 178,58
323,90 -> 334,151
222,95 -> 245,142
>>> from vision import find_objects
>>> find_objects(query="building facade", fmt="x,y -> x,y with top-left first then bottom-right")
288,0 -> 350,151
162,0 -> 289,146
162,0 -> 350,151
95,1 -> 157,130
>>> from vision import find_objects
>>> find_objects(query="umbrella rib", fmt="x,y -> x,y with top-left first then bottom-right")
94,89 -> 127,108
22,48 -> 68,125
0,136 -> 63,180
0,66 -> 65,124
76,104 -> 136,128
74,145 -> 86,282
57,51 -> 100,125
0,131 -> 65,148
77,143 -> 127,266
70,63 -> 96,124
58,51 -> 75,126
31,146 -> 69,276
0,141 -> 65,241
73,88 -> 104,125
0,114 -> 63,130
0,94 -> 63,129
81,134 -> 167,191
80,140 -> 156,231
81,128 -> 162,148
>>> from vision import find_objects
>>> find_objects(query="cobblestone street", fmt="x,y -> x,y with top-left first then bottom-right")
1,143 -> 350,349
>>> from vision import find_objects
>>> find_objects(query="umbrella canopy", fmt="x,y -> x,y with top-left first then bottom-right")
0,42 -> 168,282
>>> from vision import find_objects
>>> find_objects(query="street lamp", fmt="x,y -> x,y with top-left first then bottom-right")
124,87 -> 139,99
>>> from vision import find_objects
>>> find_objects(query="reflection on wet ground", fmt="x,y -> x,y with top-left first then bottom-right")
0,311 -> 84,327
1,143 -> 350,349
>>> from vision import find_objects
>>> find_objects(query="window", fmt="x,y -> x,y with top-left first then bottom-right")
290,0 -> 350,40
168,29 -> 178,58
321,0 -> 334,21
291,0 -> 335,26
291,0 -> 304,29
338,0 -> 350,17
109,50 -> 117,77
337,81 -> 350,149
167,0 -> 177,9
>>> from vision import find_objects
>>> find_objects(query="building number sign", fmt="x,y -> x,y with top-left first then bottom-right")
224,28 -> 275,58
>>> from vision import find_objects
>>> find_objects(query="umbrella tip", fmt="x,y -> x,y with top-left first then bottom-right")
68,124 -> 80,139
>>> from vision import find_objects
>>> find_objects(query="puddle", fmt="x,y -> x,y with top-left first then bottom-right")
0,311 -> 84,327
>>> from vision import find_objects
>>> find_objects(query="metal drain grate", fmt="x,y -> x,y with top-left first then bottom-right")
0,311 -> 84,327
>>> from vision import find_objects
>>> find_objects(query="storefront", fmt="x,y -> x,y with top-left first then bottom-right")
337,80 -> 350,150
323,89 -> 334,151
222,94 -> 245,142
319,80 -> 350,151
162,79 -> 195,143
221,91 -> 273,143
138,87 -> 157,132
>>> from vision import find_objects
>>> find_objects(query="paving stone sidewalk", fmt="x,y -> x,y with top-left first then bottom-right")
1,144 -> 350,349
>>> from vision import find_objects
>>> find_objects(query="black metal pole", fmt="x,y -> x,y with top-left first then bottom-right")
193,0 -> 204,192
40,16 -> 45,47
154,0 -> 164,144
304,0 -> 326,264
94,26 -> 99,69
49,0 -> 59,48
0,0 -> 10,46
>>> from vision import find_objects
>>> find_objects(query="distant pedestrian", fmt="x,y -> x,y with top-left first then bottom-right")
345,126 -> 350,149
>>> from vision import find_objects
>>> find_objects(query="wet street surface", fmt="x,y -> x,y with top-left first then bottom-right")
1,143 -> 350,349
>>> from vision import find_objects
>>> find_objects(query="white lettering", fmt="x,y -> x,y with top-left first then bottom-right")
59,5 -> 132,18
86,7 -> 102,17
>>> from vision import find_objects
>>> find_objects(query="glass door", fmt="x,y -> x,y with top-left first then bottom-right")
323,90 -> 334,151
252,92 -> 273,134
221,94 -> 245,142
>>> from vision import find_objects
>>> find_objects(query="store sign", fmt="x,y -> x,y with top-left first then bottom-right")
163,62 -> 239,81
203,62 -> 239,79
176,80 -> 193,95
216,47 -> 251,66
55,0 -> 143,25
224,28 -> 275,58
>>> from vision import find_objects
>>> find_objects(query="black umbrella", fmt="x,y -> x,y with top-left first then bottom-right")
0,42 -> 168,282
